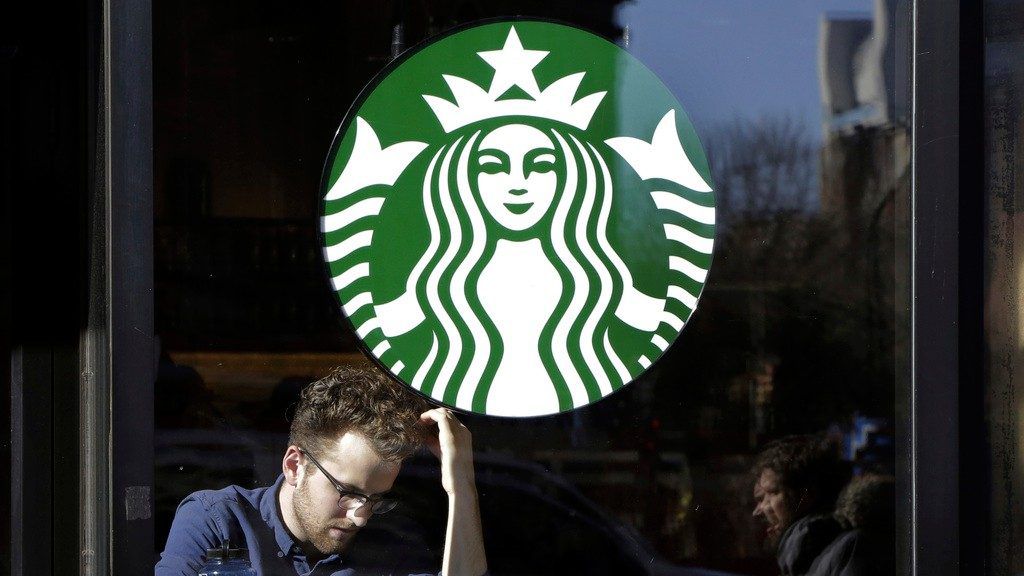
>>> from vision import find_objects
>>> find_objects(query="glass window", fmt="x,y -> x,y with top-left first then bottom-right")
153,1 -> 911,573
983,1 -> 1024,574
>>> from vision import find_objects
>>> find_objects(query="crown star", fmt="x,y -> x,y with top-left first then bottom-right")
422,26 -> 607,133
477,26 -> 548,98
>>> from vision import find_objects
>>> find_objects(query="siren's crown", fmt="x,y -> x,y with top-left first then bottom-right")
423,26 -> 607,133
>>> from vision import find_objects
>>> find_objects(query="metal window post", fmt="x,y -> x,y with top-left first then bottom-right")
81,0 -> 155,573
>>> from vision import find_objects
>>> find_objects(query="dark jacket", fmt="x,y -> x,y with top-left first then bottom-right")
776,514 -> 844,576
806,528 -> 895,576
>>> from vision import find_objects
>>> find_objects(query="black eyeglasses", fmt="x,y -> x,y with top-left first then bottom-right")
298,448 -> 399,514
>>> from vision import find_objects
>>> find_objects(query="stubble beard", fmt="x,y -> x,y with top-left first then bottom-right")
763,524 -> 783,552
292,482 -> 357,556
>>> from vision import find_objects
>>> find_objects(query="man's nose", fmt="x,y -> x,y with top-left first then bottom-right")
752,502 -> 764,519
346,504 -> 373,527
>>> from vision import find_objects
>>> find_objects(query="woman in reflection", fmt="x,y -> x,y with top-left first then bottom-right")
386,120 -> 665,416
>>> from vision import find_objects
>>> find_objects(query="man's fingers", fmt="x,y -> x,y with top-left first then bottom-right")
420,408 -> 461,430
421,407 -> 472,452
419,407 -> 476,494
420,407 -> 451,422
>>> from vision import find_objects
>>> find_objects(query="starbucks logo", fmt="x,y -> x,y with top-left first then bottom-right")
321,21 -> 715,417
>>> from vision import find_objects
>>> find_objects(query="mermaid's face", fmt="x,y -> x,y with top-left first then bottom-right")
475,124 -> 558,231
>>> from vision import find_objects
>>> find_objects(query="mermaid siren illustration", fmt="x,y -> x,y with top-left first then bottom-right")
321,25 -> 715,416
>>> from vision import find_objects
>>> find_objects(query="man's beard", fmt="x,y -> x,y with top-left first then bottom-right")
762,523 -> 784,552
292,482 -> 359,555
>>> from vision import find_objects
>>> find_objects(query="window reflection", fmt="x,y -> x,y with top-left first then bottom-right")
983,0 -> 1024,574
153,1 -> 909,573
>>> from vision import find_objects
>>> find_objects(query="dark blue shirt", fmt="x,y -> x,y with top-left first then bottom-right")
155,475 -> 438,576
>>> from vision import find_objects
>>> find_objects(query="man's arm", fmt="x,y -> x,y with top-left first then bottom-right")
420,408 -> 488,576
155,496 -> 223,576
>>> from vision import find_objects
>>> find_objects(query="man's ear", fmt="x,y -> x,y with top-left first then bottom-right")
282,445 -> 303,487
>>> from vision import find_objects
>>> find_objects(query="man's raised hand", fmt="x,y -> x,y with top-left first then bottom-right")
419,407 -> 488,575
420,407 -> 475,495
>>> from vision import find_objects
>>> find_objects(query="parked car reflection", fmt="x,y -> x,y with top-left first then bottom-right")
155,429 -> 741,576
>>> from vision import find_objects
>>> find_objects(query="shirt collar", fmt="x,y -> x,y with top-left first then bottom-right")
261,474 -> 299,557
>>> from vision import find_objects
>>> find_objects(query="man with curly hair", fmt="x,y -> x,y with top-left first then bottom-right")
750,435 -> 851,576
156,366 -> 487,576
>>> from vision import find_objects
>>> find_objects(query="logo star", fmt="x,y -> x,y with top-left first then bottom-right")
477,26 -> 548,99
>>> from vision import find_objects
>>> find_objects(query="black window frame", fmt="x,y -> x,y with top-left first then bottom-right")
2,0 -> 983,574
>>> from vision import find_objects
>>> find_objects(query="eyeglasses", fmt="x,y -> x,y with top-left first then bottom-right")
298,448 -> 399,514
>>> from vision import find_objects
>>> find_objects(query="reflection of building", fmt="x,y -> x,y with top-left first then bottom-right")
817,0 -> 910,382
818,2 -> 897,134
818,0 -> 909,216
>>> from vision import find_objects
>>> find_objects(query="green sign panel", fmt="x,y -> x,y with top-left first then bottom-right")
321,21 -> 715,417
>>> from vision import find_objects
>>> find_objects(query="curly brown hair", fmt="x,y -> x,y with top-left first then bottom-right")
288,366 -> 432,462
752,435 -> 851,515
835,474 -> 895,531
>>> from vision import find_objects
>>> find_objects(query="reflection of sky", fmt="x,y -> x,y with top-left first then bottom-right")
616,0 -> 871,139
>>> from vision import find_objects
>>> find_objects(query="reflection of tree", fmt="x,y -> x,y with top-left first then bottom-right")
660,115 -> 901,448
708,115 -> 816,222
647,113 -> 904,570
706,116 -> 842,293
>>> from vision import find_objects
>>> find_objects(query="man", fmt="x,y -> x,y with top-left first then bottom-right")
156,367 -> 488,576
751,435 -> 850,576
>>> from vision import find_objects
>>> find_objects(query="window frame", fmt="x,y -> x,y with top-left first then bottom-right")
82,1 -> 974,574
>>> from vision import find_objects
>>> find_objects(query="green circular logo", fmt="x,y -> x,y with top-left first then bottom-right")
321,20 -> 715,417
